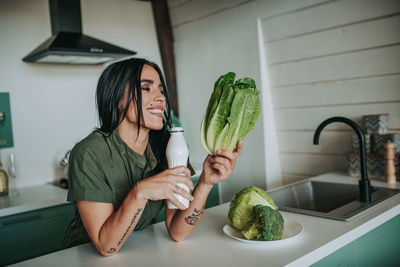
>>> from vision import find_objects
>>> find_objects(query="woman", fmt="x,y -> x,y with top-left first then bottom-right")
62,57 -> 242,256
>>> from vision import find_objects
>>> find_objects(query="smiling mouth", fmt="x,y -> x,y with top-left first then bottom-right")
148,108 -> 164,116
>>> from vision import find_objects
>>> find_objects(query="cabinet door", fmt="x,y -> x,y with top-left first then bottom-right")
312,214 -> 400,267
0,203 -> 75,266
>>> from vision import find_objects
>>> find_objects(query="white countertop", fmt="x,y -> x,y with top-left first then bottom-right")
11,173 -> 400,267
0,184 -> 68,217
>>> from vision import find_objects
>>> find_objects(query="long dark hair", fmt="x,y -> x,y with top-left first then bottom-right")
96,57 -> 171,135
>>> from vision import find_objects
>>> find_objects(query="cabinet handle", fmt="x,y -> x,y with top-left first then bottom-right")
3,214 -> 42,225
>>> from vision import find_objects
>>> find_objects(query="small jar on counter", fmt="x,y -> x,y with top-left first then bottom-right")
0,160 -> 9,196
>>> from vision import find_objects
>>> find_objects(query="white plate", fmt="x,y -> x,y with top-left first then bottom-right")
223,220 -> 303,244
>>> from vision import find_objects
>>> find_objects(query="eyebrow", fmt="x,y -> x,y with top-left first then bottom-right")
140,79 -> 163,87
140,79 -> 154,83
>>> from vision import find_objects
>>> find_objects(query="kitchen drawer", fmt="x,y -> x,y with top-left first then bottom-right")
0,203 -> 75,266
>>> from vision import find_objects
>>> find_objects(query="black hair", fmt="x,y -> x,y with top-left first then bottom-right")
96,57 -> 171,135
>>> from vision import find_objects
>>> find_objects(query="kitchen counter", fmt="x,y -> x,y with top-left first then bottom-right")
0,184 -> 68,217
11,173 -> 400,266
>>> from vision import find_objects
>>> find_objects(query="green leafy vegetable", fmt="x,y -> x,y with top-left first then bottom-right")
241,205 -> 284,241
201,72 -> 261,154
227,186 -> 277,231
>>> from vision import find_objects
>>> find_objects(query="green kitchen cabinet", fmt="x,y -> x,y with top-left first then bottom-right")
0,203 -> 76,266
312,214 -> 400,267
152,175 -> 220,224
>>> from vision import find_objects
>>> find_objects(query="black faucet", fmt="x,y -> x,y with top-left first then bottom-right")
313,116 -> 371,203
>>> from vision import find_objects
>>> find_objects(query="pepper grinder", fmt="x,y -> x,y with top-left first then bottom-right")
384,142 -> 397,184
8,154 -> 19,197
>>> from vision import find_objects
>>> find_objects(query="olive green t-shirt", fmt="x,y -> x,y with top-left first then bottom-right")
62,130 -> 166,248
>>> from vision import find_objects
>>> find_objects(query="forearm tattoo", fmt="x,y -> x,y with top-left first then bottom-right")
106,207 -> 143,254
184,207 -> 204,225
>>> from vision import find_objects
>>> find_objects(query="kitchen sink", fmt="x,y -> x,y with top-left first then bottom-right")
268,180 -> 400,221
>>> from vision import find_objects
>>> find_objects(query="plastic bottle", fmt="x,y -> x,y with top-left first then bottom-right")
0,159 -> 9,196
166,127 -> 190,209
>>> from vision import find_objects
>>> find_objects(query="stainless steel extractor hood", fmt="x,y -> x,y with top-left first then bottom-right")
22,0 -> 136,65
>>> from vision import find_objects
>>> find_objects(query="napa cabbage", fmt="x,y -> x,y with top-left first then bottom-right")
201,72 -> 261,154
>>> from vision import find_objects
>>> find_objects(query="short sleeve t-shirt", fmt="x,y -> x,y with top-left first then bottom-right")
62,129 -> 166,248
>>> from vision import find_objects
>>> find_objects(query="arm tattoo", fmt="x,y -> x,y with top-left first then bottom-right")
117,208 -> 143,246
184,207 -> 204,225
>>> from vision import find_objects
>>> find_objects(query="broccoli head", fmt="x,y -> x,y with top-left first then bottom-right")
241,205 -> 284,241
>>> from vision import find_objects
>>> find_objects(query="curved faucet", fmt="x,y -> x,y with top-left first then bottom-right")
313,116 -> 371,203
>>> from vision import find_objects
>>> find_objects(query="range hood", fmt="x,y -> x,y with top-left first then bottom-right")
23,0 -> 136,65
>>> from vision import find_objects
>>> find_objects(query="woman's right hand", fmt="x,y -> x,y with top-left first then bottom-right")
137,166 -> 194,210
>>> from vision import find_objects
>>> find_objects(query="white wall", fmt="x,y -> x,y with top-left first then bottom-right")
257,0 -> 400,184
169,0 -> 269,203
169,0 -> 400,201
0,0 -> 162,188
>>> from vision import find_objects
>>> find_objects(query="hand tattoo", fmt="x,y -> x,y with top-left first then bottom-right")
184,207 -> 204,225
107,247 -> 116,253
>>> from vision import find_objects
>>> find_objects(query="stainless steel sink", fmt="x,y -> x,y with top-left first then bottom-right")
268,180 -> 400,221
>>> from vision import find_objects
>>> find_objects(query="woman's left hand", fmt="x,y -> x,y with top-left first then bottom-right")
201,141 -> 243,185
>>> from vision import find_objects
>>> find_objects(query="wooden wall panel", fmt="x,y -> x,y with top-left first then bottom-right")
169,0 -> 400,186
169,0 -> 251,26
167,0 -> 191,9
273,75 -> 400,108
277,130 -> 352,154
260,0 -> 400,185
280,153 -> 347,176
266,15 -> 400,64
256,0 -> 331,21
275,102 -> 400,131
261,0 -> 400,42
269,45 -> 400,87
282,173 -> 311,185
